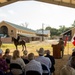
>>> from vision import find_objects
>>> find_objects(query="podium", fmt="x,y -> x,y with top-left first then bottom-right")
52,44 -> 61,59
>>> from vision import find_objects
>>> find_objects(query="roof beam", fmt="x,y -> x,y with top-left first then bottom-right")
0,0 -> 75,8
0,0 -> 19,7
37,0 -> 75,8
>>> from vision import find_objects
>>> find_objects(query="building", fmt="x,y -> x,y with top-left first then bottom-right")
36,30 -> 50,41
60,27 -> 75,41
0,21 -> 38,43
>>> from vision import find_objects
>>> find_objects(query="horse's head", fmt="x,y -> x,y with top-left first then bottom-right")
12,37 -> 16,42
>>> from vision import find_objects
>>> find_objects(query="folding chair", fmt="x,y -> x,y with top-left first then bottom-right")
41,64 -> 49,75
10,63 -> 24,75
26,70 -> 41,75
0,70 -> 4,75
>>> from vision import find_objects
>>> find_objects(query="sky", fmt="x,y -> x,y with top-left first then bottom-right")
0,1 -> 75,30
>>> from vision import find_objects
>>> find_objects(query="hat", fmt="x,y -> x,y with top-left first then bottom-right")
0,49 -> 3,54
72,48 -> 75,52
37,48 -> 44,55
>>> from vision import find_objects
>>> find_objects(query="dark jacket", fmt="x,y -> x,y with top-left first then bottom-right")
45,54 -> 55,73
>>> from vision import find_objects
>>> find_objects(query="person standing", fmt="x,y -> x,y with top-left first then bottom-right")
58,38 -> 64,58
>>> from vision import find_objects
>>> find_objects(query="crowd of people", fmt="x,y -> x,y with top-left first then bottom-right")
0,48 -> 55,75
0,38 -> 75,75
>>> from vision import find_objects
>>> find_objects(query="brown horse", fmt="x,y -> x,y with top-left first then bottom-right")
12,37 -> 26,51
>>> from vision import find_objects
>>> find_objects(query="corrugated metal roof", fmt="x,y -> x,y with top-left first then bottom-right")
36,30 -> 50,35
60,27 -> 73,35
19,33 -> 38,37
4,21 -> 36,33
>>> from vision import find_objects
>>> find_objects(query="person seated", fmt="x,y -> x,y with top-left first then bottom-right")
0,49 -> 9,74
60,56 -> 75,75
17,34 -> 20,42
25,53 -> 43,75
10,50 -> 25,75
35,48 -> 52,75
67,49 -> 75,67
45,50 -> 55,75
21,50 -> 29,64
3,48 -> 12,64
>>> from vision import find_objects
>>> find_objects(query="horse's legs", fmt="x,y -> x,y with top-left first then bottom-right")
22,45 -> 24,51
25,43 -> 26,50
16,45 -> 18,50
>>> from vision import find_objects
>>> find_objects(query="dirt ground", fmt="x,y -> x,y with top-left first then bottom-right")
5,40 -> 73,75
28,41 -> 72,75
27,40 -> 73,75
55,55 -> 71,75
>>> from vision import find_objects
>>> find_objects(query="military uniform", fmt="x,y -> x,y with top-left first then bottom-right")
59,38 -> 64,58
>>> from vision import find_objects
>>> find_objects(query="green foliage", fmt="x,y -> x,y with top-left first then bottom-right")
38,20 -> 75,38
72,20 -> 75,27
45,25 -> 71,38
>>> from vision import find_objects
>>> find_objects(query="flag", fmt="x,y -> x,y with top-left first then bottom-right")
64,36 -> 68,46
71,34 -> 75,46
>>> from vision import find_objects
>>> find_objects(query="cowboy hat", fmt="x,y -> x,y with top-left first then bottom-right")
37,47 -> 44,55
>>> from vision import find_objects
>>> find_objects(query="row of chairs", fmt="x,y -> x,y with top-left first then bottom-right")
0,63 -> 50,75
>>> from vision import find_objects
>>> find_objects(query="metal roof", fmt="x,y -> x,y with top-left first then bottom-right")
3,21 -> 36,33
19,33 -> 38,37
36,30 -> 50,35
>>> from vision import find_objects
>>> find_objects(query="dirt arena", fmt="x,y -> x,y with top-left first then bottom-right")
3,40 -> 73,75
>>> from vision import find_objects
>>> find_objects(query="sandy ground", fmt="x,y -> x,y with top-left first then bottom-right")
5,40 -> 73,75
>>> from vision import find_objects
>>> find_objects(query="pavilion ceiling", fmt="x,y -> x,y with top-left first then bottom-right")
0,0 -> 75,8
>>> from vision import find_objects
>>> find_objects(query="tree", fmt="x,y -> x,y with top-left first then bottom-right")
45,26 -> 59,36
72,20 -> 75,27
58,25 -> 66,33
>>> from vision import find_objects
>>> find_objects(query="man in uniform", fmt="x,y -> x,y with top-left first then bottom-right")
58,38 -> 64,58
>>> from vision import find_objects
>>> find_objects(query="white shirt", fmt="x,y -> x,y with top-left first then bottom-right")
25,59 -> 43,75
35,56 -> 52,72
10,57 -> 25,74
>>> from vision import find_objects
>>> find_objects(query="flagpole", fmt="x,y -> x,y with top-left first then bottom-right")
68,41 -> 69,55
64,35 -> 69,55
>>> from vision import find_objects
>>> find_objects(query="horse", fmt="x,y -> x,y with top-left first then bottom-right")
12,37 -> 26,51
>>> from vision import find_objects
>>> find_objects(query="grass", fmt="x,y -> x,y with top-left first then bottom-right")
1,41 -> 75,75
1,41 -> 74,55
